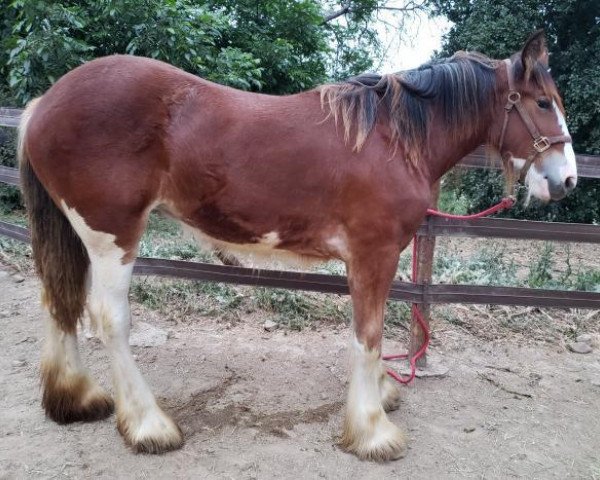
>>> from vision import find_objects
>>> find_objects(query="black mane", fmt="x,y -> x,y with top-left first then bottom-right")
320,52 -> 499,163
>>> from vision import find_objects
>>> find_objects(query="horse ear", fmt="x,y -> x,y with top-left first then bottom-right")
521,29 -> 549,74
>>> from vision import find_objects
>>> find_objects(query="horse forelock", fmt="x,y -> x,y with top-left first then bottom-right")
319,52 -> 499,165
512,57 -> 563,111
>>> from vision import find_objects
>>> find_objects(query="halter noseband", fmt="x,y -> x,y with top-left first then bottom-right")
498,59 -> 572,186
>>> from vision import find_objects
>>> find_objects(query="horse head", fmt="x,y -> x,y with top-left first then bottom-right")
492,30 -> 577,201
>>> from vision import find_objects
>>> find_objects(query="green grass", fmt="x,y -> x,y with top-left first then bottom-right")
385,300 -> 411,329
0,236 -> 31,271
434,246 -> 517,286
254,287 -> 351,330
573,270 -> 600,292
138,213 -> 214,262
130,278 -> 352,330
130,277 -> 245,318
433,241 -> 600,293
525,242 -> 600,292
0,209 -> 27,226
527,243 -> 554,288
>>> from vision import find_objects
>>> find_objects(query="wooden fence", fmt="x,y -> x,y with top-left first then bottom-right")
2,107 -> 600,365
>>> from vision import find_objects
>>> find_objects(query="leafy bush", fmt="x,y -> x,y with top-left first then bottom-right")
448,169 -> 600,224
0,0 -> 385,105
0,126 -> 21,213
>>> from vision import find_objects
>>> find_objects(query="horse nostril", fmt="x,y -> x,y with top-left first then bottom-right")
565,176 -> 577,192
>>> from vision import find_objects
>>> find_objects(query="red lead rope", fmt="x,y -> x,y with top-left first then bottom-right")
383,196 -> 515,384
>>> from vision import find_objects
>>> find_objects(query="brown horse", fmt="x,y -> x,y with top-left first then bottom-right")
18,30 -> 576,461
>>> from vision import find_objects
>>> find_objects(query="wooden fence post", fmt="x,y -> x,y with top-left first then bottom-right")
409,181 -> 440,367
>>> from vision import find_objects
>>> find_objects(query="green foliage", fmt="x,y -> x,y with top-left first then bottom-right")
385,300 -> 410,329
6,2 -> 95,103
449,169 -> 600,224
0,0 -> 389,104
255,287 -> 351,330
527,243 -> 554,287
431,0 -> 600,223
0,127 -> 21,213
207,0 -> 330,93
1,0 -> 266,103
434,246 -> 518,286
438,182 -> 469,215
522,242 -> 600,292
324,9 -> 379,81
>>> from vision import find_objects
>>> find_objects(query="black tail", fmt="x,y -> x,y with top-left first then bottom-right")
19,100 -> 90,334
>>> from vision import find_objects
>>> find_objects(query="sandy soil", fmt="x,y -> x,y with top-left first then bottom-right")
1,268 -> 600,480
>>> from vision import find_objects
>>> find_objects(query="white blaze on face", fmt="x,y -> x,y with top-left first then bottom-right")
553,101 -> 578,183
510,156 -> 551,203
525,160 -> 551,203
512,102 -> 578,203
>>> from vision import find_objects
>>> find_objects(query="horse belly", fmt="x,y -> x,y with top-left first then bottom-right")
182,222 -> 324,268
163,198 -> 350,268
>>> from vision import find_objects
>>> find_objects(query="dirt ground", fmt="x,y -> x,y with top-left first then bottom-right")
1,267 -> 600,480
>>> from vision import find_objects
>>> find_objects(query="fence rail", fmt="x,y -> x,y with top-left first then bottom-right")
1,220 -> 598,309
458,147 -> 600,179
0,108 -> 21,128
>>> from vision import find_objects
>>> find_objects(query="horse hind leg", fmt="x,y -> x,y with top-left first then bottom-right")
21,157 -> 113,423
62,205 -> 183,453
41,308 -> 114,423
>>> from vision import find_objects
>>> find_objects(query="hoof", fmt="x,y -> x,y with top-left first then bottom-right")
42,367 -> 114,424
340,410 -> 407,462
380,375 -> 401,412
117,407 -> 184,454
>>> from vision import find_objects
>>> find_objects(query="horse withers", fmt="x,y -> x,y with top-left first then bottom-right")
18,30 -> 576,460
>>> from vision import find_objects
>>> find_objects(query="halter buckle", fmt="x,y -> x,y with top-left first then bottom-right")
533,136 -> 551,153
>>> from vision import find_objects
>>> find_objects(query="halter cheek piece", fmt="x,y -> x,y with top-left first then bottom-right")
497,59 -> 572,186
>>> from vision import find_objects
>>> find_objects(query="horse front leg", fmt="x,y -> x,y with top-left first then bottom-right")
341,243 -> 406,461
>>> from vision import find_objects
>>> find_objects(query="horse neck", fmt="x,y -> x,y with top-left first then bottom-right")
422,110 -> 496,184
419,62 -> 507,184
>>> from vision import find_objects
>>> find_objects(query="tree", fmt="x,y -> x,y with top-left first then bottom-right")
0,1 -> 432,104
430,0 -> 600,223
203,0 -> 330,93
0,0 -> 414,104
2,0 -> 264,103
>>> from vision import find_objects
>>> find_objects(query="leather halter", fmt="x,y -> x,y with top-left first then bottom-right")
498,59 -> 572,185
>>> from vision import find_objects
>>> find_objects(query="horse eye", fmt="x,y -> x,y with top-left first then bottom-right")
537,98 -> 551,109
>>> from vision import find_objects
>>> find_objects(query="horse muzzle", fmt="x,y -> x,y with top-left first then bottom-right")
542,156 -> 577,201
546,174 -> 577,201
